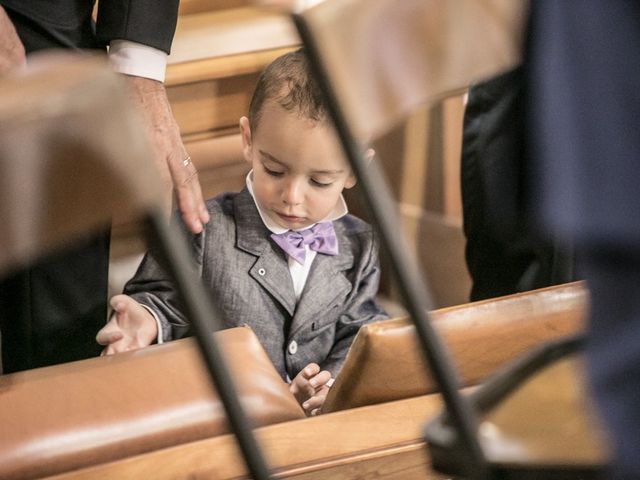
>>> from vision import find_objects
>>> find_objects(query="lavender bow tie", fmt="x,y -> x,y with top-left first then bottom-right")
271,222 -> 339,264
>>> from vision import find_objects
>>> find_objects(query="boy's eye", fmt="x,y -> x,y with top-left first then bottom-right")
311,178 -> 333,188
263,165 -> 284,177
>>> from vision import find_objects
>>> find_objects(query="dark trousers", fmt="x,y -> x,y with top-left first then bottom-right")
582,251 -> 640,480
461,69 -> 573,301
0,3 -> 109,373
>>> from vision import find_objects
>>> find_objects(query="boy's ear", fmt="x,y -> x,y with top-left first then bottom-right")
239,116 -> 253,164
344,174 -> 357,189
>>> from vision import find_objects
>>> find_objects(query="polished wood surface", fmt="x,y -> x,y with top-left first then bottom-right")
325,282 -> 586,412
3,282 -> 599,480
44,393 -> 451,480
480,355 -> 609,468
179,0 -> 251,16
170,7 -> 297,65
0,329 -> 304,480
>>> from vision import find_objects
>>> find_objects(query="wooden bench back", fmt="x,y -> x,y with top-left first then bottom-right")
324,282 -> 587,412
0,327 -> 304,480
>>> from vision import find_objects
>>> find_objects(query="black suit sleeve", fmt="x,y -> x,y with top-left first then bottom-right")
96,0 -> 180,54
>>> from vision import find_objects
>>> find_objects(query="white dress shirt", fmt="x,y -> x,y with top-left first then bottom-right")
108,40 -> 167,82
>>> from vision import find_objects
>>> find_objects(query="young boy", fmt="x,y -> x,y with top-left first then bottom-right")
97,49 -> 388,415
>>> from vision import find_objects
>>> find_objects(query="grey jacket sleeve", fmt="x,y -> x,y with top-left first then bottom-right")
321,231 -> 388,376
123,223 -> 205,342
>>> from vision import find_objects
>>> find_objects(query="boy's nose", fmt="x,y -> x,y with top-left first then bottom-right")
282,179 -> 303,205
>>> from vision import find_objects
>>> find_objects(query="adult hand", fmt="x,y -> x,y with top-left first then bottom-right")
0,6 -> 26,75
124,75 -> 210,234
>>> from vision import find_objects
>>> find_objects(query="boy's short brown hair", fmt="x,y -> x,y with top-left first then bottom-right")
248,48 -> 325,132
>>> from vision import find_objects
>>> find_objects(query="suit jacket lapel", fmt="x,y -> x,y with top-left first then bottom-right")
290,229 -> 354,337
234,189 -> 297,316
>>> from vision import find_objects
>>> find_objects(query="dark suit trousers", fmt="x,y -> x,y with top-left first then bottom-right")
581,252 -> 640,480
460,68 -> 573,301
0,3 -> 108,373
527,1 -> 640,477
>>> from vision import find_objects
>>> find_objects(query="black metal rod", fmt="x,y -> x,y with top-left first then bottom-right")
293,13 -> 489,478
145,212 -> 272,480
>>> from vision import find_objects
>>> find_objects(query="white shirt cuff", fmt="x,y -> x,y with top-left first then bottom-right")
108,40 -> 168,82
140,304 -> 164,344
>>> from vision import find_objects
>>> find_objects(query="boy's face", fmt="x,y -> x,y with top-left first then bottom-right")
240,102 -> 356,230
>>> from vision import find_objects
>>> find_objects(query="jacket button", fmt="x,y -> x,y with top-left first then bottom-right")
258,268 -> 266,276
288,340 -> 298,355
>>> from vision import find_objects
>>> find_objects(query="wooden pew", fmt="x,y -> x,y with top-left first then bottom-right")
324,282 -> 586,412
10,283 -> 587,480
178,0 -> 251,16
0,328 -> 304,480
45,394 -> 450,480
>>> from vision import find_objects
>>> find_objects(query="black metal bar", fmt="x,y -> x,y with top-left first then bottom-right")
145,211 -> 272,480
293,13 -> 489,479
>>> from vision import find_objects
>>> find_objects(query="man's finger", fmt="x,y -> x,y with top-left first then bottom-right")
175,178 -> 206,233
172,158 -> 209,234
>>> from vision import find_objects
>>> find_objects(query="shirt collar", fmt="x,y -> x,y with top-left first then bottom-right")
245,170 -> 348,234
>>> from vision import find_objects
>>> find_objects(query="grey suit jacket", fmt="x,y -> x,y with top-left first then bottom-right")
125,188 -> 388,380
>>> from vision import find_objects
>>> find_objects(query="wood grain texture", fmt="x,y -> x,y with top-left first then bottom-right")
43,394 -> 451,480
169,7 -> 298,65
179,0 -> 251,16
480,356 -> 609,467
324,282 -> 586,412
166,47 -> 296,86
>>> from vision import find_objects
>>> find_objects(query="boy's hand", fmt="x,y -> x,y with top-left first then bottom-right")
96,294 -> 158,355
289,363 -> 333,416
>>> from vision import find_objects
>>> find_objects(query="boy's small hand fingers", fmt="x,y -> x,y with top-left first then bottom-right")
302,392 -> 328,413
96,328 -> 123,345
309,370 -> 332,389
109,294 -> 127,312
303,363 -> 320,378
